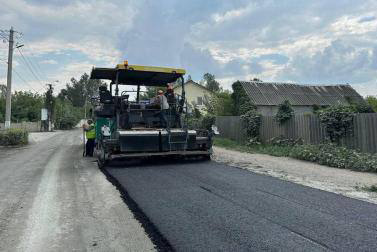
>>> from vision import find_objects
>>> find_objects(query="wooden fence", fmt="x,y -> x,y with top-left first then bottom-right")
216,113 -> 377,154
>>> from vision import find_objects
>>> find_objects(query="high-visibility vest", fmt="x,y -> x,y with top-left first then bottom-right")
86,124 -> 96,139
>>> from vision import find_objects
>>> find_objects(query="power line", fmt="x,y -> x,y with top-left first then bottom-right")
12,68 -> 39,93
16,47 -> 45,91
21,46 -> 47,81
18,47 -> 45,81
17,35 -> 47,82
0,32 -> 9,41
17,45 -> 46,81
0,58 -> 43,93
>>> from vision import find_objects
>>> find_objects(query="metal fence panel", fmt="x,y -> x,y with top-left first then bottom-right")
216,114 -> 377,154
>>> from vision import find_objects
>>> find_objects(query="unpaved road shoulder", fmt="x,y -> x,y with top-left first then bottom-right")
0,129 -> 155,252
213,146 -> 377,204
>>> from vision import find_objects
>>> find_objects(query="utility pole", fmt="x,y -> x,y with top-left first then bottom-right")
45,84 -> 54,131
4,27 -> 14,129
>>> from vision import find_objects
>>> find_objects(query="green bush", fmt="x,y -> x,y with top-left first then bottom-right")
275,100 -> 294,124
187,117 -> 201,129
290,144 -> 377,172
200,115 -> 216,130
241,110 -> 261,145
269,136 -> 303,146
214,137 -> 377,173
55,115 -> 77,130
0,128 -> 28,146
186,114 -> 215,130
318,105 -> 355,143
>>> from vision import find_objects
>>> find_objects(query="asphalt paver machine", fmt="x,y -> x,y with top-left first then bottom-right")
90,61 -> 215,167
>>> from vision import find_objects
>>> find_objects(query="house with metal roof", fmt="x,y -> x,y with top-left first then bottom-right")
239,81 -> 364,116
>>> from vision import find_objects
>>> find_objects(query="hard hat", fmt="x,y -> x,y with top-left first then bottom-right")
158,90 -> 164,94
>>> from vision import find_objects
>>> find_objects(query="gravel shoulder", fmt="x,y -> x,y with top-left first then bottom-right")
0,129 -> 155,252
28,130 -> 72,143
213,146 -> 377,204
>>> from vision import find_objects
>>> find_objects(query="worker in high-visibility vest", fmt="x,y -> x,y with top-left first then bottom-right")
83,119 -> 96,157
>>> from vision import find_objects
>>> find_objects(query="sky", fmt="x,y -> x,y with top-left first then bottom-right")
0,0 -> 377,96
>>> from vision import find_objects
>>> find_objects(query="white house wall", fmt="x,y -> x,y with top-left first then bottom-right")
174,83 -> 213,111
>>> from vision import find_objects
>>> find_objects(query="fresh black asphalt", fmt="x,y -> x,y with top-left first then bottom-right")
105,159 -> 377,251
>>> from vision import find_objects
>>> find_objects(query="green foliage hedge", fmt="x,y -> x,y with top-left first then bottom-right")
214,137 -> 377,173
54,99 -> 84,130
318,105 -> 355,143
290,144 -> 377,172
241,110 -> 261,144
0,129 -> 28,146
55,116 -> 77,130
275,100 -> 294,124
187,114 -> 215,130
231,81 -> 255,116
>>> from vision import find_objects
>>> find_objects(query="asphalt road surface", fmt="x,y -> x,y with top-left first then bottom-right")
0,130 -> 154,252
106,159 -> 377,251
1,129 -> 377,251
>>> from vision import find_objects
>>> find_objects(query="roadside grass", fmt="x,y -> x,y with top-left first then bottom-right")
355,185 -> 377,192
214,137 -> 291,157
0,128 -> 29,146
364,185 -> 377,192
214,137 -> 377,173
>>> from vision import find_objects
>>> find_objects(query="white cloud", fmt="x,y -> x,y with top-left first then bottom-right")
27,38 -> 122,65
40,59 -> 58,65
0,77 -> 6,85
330,14 -> 377,36
212,3 -> 256,23
1,0 -> 377,96
52,61 -> 93,83
1,0 -> 138,64
352,81 -> 377,97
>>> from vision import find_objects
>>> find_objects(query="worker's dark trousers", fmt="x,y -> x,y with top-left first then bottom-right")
86,138 -> 95,157
159,109 -> 168,127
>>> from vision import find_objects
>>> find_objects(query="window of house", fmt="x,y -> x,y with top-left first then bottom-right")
197,96 -> 203,105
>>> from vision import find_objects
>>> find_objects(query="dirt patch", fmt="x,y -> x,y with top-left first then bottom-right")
212,146 -> 377,204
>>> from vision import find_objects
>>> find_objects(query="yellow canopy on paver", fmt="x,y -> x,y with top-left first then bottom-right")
90,61 -> 186,86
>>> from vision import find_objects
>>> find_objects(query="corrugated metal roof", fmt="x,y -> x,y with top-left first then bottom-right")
240,81 -> 364,106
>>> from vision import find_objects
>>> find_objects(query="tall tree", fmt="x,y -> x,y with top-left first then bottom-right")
0,85 -> 6,121
11,91 -> 44,122
203,73 -> 221,92
139,87 -> 159,100
231,81 -> 255,115
203,90 -> 235,116
58,73 -> 104,107
0,84 -> 6,98
366,96 -> 377,112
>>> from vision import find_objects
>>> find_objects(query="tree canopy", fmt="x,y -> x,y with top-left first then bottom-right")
58,73 -> 104,107
0,85 -> 6,98
203,73 -> 221,93
231,81 -> 255,115
11,91 -> 44,122
139,87 -> 159,100
366,96 -> 377,112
